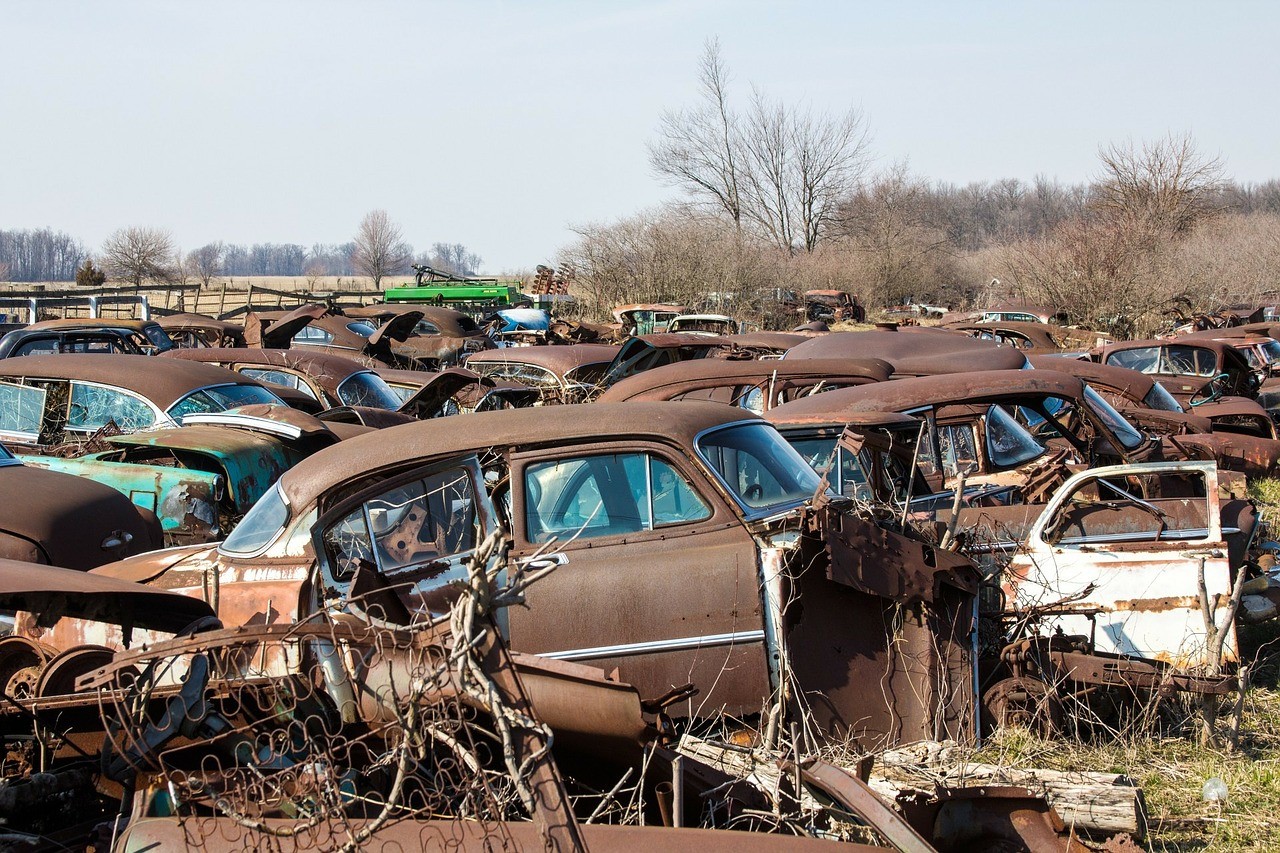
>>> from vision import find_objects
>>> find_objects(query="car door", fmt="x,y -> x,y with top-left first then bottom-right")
1006,461 -> 1237,668
315,456 -> 496,619
506,442 -> 770,711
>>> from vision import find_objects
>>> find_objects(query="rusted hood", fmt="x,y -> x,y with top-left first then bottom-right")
0,557 -> 215,633
246,303 -> 330,348
367,310 -> 424,346
1175,432 -> 1280,478
91,544 -> 217,585
397,368 -> 486,418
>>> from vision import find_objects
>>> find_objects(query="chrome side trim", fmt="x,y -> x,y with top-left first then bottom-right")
538,629 -> 766,662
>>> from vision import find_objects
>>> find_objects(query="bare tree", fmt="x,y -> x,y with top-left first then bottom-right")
1094,132 -> 1225,237
424,242 -> 482,276
0,260 -> 9,283
648,38 -> 743,227
352,210 -> 413,289
186,242 -> 225,287
101,227 -> 177,286
650,40 -> 871,254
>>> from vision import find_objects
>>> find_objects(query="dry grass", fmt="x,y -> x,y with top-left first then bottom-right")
958,479 -> 1280,850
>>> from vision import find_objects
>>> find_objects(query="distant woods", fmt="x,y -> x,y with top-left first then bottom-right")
561,39 -> 1280,335
0,217 -> 483,287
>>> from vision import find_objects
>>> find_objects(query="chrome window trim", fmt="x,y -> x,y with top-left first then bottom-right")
539,629 -> 766,662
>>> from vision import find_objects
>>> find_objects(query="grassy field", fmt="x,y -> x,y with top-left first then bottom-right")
963,479 -> 1280,851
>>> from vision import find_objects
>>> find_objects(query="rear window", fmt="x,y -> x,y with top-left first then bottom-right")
169,383 -> 286,419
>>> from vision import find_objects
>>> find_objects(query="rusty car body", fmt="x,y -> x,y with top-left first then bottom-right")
1095,337 -> 1261,406
245,304 -> 444,369
461,343 -> 621,404
802,289 -> 865,323
950,321 -> 1109,352
17,407 -> 353,545
155,311 -> 248,348
0,354 -> 287,446
81,402 -> 982,750
345,302 -> 495,364
161,346 -> 415,419
0,442 -> 162,569
597,357 -> 894,413
783,328 -> 1031,374
0,317 -> 177,358
612,303 -> 689,336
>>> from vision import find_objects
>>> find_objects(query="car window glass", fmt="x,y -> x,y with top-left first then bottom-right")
365,467 -> 476,572
524,452 -> 710,543
240,367 -> 304,391
985,405 -> 1047,468
1107,347 -> 1160,373
937,423 -> 979,478
697,423 -> 825,512
168,384 -> 285,419
67,383 -> 155,431
293,326 -> 334,344
649,456 -> 711,525
0,381 -> 45,436
1047,470 -> 1209,544
14,338 -> 59,356
323,505 -> 375,582
1163,345 -> 1217,377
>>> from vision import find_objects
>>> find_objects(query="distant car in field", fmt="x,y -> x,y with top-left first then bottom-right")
0,318 -> 176,358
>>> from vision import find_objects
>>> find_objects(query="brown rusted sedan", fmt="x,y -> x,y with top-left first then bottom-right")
81,402 -> 980,749
462,343 -> 620,403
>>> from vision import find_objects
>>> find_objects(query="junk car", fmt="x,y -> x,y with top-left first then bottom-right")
0,354 -> 287,447
155,312 -> 248,348
0,442 -> 162,569
1094,337 -> 1260,407
162,347 -> 419,424
0,317 -> 176,358
19,406 -> 358,545
346,303 -> 494,364
783,328 -> 1031,374
612,303 -> 688,337
80,402 -> 982,750
245,304 -> 441,370
462,343 -> 620,404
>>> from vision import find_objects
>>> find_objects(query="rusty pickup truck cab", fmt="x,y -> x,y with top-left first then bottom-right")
71,402 -> 980,750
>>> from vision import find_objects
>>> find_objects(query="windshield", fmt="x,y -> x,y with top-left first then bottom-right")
142,324 -> 175,353
168,383 -> 286,419
985,405 -> 1047,468
220,482 -> 289,556
697,422 -> 827,514
336,372 -> 403,409
1083,384 -> 1145,450
1143,381 -> 1184,412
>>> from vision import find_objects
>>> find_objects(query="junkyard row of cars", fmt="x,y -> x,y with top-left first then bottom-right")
2,298 -> 1280,850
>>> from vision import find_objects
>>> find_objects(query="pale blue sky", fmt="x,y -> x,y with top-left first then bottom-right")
2,1 -> 1276,271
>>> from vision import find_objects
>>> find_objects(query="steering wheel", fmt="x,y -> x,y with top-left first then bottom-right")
743,483 -> 765,503
1189,373 -> 1229,407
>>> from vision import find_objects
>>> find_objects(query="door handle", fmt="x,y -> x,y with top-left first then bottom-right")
520,552 -> 569,572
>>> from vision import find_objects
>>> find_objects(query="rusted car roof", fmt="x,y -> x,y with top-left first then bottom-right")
723,332 -> 810,352
0,558 -> 214,633
1098,336 -> 1244,360
278,401 -> 756,509
0,354 -> 266,409
767,369 -> 1086,423
597,357 -> 893,402
632,332 -> 733,349
26,317 -> 158,333
163,346 -> 373,395
784,329 -> 1029,373
155,312 -> 242,332
1027,354 -> 1159,401
464,344 -> 620,375
950,321 -> 1066,349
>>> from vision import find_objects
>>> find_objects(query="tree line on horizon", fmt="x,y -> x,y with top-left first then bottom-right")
557,38 -> 1280,337
0,214 -> 483,289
